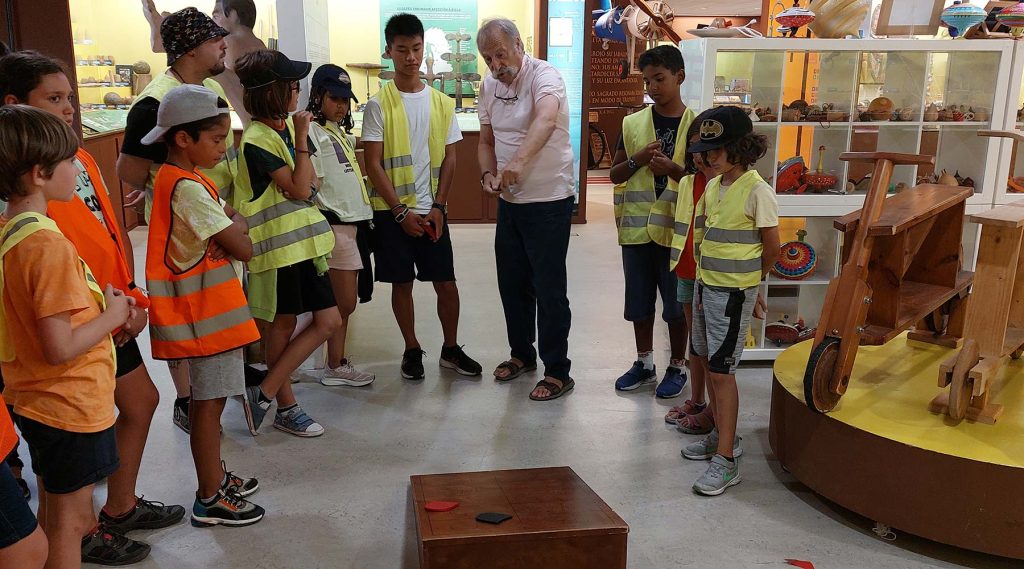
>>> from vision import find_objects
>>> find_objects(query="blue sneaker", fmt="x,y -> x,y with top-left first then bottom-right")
614,361 -> 657,391
656,366 -> 687,399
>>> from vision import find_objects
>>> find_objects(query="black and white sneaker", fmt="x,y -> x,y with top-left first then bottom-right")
98,496 -> 186,533
222,461 -> 259,497
401,348 -> 426,380
191,489 -> 265,528
439,345 -> 482,376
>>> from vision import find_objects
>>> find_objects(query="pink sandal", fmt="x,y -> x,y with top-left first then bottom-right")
676,406 -> 715,435
664,400 -> 706,424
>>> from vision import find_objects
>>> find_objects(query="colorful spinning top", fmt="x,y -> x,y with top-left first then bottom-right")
996,0 -> 1024,37
772,229 -> 817,280
941,1 -> 987,38
776,1 -> 816,37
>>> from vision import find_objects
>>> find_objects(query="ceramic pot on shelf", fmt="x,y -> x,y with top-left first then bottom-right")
924,104 -> 940,122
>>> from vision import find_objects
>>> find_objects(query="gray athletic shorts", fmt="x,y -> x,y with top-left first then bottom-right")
187,348 -> 246,401
690,282 -> 758,375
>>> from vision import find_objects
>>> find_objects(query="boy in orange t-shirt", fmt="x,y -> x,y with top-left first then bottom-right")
0,105 -> 147,568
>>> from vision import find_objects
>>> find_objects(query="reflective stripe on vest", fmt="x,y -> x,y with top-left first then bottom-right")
616,106 -> 696,246
48,149 -> 150,310
132,74 -> 238,208
0,213 -> 114,364
236,118 -> 335,273
695,170 -> 768,288
367,81 -> 454,211
145,165 -> 260,360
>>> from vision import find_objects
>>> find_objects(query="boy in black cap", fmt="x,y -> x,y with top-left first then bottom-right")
305,64 -> 376,388
680,106 -> 779,496
118,7 -> 236,434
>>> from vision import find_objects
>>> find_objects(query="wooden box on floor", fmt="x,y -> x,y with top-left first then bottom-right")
410,467 -> 628,569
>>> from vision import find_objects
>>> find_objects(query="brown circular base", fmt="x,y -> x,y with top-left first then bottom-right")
770,339 -> 1024,560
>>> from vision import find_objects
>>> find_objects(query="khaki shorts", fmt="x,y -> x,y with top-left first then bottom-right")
327,225 -> 363,271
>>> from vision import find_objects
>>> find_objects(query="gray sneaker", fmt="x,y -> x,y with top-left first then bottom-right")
320,360 -> 375,387
681,430 -> 743,461
693,454 -> 741,496
272,405 -> 324,437
243,386 -> 270,436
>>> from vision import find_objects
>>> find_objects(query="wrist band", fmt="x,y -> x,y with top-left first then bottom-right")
391,203 -> 406,212
295,149 -> 311,154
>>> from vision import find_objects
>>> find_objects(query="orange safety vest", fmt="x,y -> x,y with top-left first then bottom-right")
48,149 -> 150,310
145,165 -> 260,360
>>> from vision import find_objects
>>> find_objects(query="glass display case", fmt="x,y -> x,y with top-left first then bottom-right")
678,38 -> 1006,359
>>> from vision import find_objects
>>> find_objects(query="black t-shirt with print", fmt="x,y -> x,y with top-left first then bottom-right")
243,126 -> 316,203
617,108 -> 683,197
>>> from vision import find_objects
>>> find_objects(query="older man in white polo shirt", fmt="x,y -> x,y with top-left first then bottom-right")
477,17 -> 576,401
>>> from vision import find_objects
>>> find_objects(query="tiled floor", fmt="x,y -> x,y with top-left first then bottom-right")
13,185 -> 1016,568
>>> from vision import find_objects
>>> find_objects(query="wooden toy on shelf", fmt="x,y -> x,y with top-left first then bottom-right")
979,130 -> 1024,194
803,152 -> 974,412
930,199 -> 1024,423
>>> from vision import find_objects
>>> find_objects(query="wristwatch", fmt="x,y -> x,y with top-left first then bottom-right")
627,157 -> 640,170
432,202 -> 448,215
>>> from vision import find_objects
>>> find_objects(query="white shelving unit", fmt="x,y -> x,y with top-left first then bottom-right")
995,40 -> 1024,205
678,38 -> 1006,360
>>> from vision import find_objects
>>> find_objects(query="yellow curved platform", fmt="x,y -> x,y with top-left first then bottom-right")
775,333 -> 1024,467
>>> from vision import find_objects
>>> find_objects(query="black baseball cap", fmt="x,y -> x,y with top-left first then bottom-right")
161,8 -> 229,66
239,51 -> 312,89
688,106 -> 753,153
311,64 -> 358,102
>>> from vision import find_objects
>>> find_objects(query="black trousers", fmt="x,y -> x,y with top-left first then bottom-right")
495,196 -> 574,381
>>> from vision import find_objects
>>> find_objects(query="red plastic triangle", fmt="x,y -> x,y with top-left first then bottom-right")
785,560 -> 815,569
425,501 -> 459,512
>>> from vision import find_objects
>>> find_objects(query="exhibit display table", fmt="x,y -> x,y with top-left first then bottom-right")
770,335 -> 1024,559
410,467 -> 628,568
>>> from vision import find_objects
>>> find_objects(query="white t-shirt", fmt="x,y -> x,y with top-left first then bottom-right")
478,54 -> 575,204
361,86 -> 462,214
168,178 -> 237,276
73,157 -> 108,225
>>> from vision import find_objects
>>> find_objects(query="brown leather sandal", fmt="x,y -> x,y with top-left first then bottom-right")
493,360 -> 537,382
529,377 -> 574,401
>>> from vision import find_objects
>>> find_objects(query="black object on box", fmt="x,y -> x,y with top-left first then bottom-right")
475,512 -> 512,525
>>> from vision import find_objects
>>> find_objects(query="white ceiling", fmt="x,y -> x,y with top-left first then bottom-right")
665,0 -> 763,17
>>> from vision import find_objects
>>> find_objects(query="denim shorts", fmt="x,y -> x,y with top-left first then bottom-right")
621,242 -> 683,322
0,462 -> 37,548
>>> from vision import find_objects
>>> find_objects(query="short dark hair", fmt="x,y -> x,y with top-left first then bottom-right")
638,45 -> 685,74
683,119 -> 703,174
236,50 -> 293,120
220,0 -> 257,29
385,13 -> 424,45
165,98 -> 231,145
305,85 -> 354,132
0,105 -> 78,201
719,132 -> 769,169
0,51 -> 68,103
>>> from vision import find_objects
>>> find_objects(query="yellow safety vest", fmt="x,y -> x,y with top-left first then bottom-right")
667,174 -> 696,271
235,118 -> 335,274
318,121 -> 372,211
0,213 -> 114,365
615,106 -> 696,246
367,81 -> 453,211
132,73 -> 238,207
694,170 -> 767,288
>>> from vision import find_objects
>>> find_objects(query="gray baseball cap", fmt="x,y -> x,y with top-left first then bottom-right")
142,84 -> 230,145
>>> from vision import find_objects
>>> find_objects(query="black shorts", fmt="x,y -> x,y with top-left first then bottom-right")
276,259 -> 337,315
0,463 -> 36,548
12,414 -> 118,495
115,336 -> 144,378
371,211 -> 456,283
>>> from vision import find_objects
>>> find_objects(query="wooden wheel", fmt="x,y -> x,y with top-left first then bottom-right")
948,339 -> 979,421
804,336 -> 842,413
924,302 -> 951,335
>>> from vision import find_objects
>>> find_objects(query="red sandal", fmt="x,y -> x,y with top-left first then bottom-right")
664,400 -> 706,424
676,406 -> 715,435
